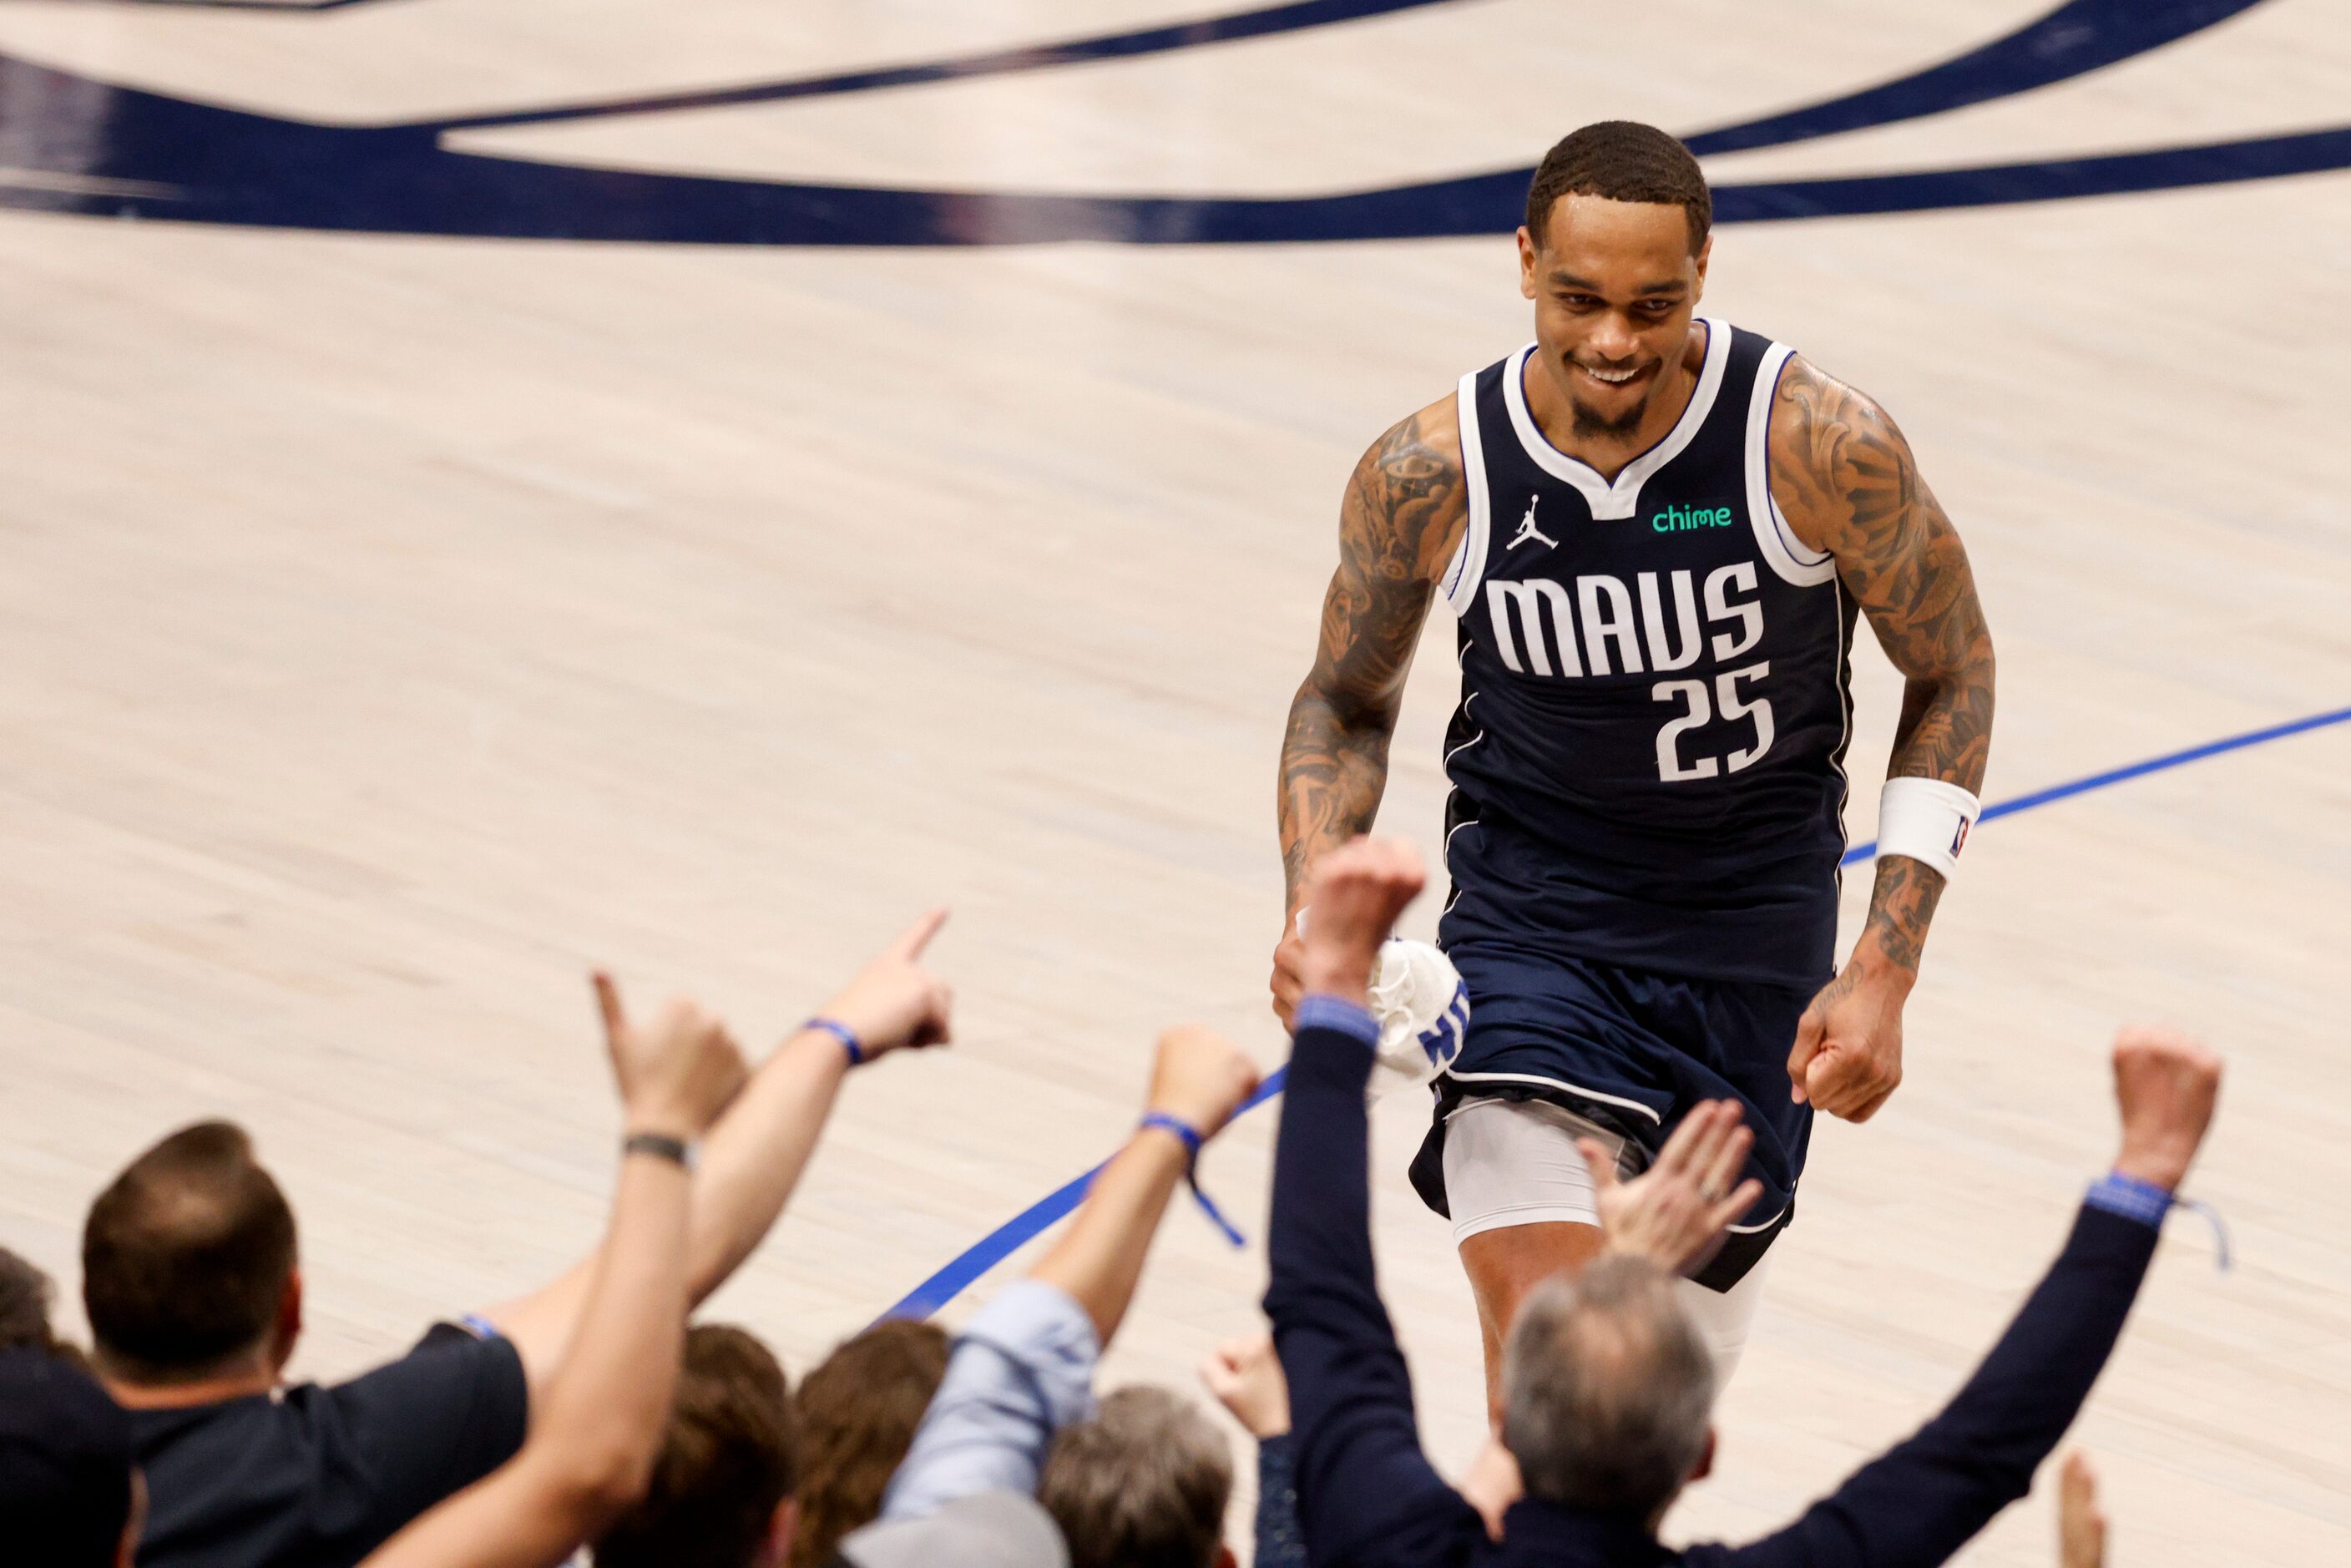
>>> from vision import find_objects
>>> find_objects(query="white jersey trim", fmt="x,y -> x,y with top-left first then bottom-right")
1438,1066 -> 1665,1125
1442,376 -> 1493,616
1744,342 -> 1837,586
1498,317 -> 1730,522
1829,573 -> 1854,879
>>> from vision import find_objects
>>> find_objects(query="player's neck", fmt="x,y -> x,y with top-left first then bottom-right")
1524,326 -> 1706,482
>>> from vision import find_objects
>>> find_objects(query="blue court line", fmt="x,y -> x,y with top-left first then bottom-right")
1838,703 -> 2351,865
883,701 -> 2351,1320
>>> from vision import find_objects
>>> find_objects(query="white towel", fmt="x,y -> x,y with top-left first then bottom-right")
1366,939 -> 1469,1100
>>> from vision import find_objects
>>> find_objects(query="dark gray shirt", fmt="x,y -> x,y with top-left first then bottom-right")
130,1322 -> 527,1568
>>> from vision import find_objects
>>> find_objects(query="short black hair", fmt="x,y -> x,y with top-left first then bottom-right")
1524,121 -> 1711,253
83,1120 -> 298,1381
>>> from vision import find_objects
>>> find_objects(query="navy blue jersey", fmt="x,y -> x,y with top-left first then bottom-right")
1436,321 -> 1858,989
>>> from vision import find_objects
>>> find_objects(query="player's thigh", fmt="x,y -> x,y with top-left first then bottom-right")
1444,1095 -> 1619,1328
1459,1222 -> 1605,1335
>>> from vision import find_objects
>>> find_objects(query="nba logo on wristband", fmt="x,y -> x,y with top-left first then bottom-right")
1876,777 -> 1982,881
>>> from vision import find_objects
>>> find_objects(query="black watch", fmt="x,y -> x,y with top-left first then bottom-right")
622,1131 -> 694,1169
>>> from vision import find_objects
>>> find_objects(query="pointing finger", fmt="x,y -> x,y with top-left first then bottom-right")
893,907 -> 950,960
591,970 -> 627,1043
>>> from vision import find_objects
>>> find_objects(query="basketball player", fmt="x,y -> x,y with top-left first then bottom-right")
1271,122 -> 1995,1406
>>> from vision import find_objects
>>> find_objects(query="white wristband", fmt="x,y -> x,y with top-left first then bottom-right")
1875,776 -> 1981,880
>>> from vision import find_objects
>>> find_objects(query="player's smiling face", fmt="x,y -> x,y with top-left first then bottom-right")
1519,194 -> 1710,441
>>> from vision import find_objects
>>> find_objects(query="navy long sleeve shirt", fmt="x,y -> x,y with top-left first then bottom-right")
1264,998 -> 2166,1568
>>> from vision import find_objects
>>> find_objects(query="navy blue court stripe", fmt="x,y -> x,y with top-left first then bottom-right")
1681,0 -> 2264,158
414,0 -> 1464,134
885,701 -> 2351,1321
418,0 -> 2252,143
1714,126 -> 2351,228
13,0 -> 2342,244
134,1 -> 398,9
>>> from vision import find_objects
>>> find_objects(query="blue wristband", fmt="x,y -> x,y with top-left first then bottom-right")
1292,993 -> 1379,1048
1139,1112 -> 1247,1249
2085,1170 -> 2232,1270
803,1017 -> 865,1067
2085,1171 -> 2172,1227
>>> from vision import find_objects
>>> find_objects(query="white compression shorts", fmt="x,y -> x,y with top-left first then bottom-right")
1440,1093 -> 1772,1387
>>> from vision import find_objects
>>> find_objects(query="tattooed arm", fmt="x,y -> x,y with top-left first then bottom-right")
1270,398 -> 1466,1024
1768,355 -> 1997,1121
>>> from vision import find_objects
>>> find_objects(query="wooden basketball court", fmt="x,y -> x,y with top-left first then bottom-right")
1,2 -> 2345,1560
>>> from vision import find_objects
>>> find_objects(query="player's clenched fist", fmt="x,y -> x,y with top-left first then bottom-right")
594,974 -> 751,1141
2110,1025 -> 2222,1191
1146,1024 -> 1262,1140
1299,837 -> 1427,1003
817,908 -> 955,1057
1786,964 -> 1907,1123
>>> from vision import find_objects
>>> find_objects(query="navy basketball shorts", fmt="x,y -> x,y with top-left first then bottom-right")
1407,942 -> 1817,1291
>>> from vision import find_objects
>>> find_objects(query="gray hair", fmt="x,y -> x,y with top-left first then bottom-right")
1040,1384 -> 1232,1568
1501,1255 -> 1716,1516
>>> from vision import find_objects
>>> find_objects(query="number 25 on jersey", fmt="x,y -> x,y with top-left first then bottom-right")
1653,663 -> 1774,781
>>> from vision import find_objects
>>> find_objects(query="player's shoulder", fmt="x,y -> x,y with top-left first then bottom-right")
1766,350 -> 1927,550
1767,352 -> 1909,469
1354,388 -> 1465,477
1342,391 -> 1470,565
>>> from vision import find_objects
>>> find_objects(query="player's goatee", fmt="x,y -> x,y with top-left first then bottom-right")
1569,391 -> 1649,438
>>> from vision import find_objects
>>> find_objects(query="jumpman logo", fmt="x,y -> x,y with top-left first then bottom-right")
1508,497 -> 1557,552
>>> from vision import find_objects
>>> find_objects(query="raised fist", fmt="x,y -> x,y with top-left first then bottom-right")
2110,1025 -> 2222,1193
1301,837 -> 1427,1000
1199,1332 -> 1290,1439
1145,1024 -> 1262,1140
